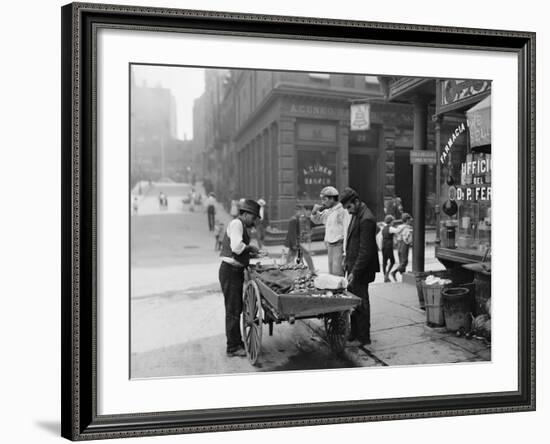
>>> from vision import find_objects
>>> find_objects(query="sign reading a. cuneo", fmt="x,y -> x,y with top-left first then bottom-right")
410,150 -> 437,165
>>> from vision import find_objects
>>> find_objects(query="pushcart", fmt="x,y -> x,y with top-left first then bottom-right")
241,265 -> 361,365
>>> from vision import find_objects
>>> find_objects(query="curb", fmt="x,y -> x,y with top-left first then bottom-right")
300,319 -> 385,368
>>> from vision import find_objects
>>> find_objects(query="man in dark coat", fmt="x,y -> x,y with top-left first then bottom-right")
340,187 -> 380,345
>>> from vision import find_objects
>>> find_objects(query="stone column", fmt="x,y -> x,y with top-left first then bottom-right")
412,95 -> 429,272
434,115 -> 443,245
278,116 -> 296,220
338,119 -> 350,191
382,126 -> 397,211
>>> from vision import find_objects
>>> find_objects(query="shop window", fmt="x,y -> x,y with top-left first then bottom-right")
297,122 -> 337,143
297,150 -> 337,200
439,130 -> 491,256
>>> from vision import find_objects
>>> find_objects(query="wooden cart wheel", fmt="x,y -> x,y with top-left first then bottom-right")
324,311 -> 350,354
242,280 -> 263,365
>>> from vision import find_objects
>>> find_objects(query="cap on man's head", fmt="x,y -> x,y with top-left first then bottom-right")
320,186 -> 339,198
384,215 -> 394,224
257,198 -> 266,206
240,199 -> 261,218
401,212 -> 412,222
340,187 -> 359,206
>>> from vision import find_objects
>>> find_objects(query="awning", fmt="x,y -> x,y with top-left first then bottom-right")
466,95 -> 491,148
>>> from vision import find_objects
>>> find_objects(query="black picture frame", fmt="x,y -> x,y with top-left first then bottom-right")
61,2 -> 536,440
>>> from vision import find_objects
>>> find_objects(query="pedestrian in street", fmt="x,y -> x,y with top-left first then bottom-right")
213,220 -> 224,251
381,215 -> 399,282
310,186 -> 350,276
205,192 -> 217,231
218,199 -> 261,357
284,205 -> 314,270
391,213 -> 413,282
340,187 -> 380,345
229,199 -> 239,218
255,198 -> 268,249
384,195 -> 403,220
189,188 -> 196,212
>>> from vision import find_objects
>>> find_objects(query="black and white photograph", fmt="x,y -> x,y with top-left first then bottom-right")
3,0 -> 545,442
129,66 -> 492,378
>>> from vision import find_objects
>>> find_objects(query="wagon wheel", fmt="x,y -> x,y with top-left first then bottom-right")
242,280 -> 263,365
324,311 -> 350,354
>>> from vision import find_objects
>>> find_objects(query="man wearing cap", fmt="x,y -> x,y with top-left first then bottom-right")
310,186 -> 350,276
219,199 -> 261,357
340,187 -> 380,345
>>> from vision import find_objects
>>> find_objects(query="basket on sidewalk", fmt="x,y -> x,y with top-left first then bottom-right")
422,281 -> 451,326
414,268 -> 473,310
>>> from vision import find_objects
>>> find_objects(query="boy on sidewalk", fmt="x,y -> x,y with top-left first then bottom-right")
381,215 -> 399,282
391,213 -> 413,282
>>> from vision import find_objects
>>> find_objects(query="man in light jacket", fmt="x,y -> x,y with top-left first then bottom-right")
310,186 -> 350,276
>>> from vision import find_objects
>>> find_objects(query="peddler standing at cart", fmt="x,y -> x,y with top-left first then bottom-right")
340,187 -> 380,345
310,186 -> 350,276
219,199 -> 261,358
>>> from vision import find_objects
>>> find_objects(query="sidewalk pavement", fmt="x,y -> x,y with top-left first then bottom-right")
262,230 -> 437,258
304,281 -> 491,368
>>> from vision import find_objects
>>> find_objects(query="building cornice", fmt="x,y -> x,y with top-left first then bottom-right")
234,82 -> 383,142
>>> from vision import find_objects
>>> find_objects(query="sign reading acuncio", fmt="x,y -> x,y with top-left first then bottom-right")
290,104 -> 346,118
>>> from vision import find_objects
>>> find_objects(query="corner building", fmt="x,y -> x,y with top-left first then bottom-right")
231,71 -> 360,221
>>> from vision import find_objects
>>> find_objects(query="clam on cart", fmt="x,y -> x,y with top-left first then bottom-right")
241,263 -> 362,365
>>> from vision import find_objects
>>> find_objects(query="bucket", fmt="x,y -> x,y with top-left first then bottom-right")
422,282 -> 448,326
442,287 -> 472,332
413,269 -> 470,311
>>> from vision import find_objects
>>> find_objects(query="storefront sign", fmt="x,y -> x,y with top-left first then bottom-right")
289,104 -> 347,118
455,186 -> 492,202
350,103 -> 370,130
461,154 -> 491,185
302,163 -> 334,185
456,153 -> 492,202
436,79 -> 491,115
410,150 -> 437,165
440,122 -> 467,164
297,151 -> 337,200
466,95 -> 491,148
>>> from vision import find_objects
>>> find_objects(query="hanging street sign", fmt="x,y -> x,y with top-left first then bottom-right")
410,150 -> 437,165
350,103 -> 370,131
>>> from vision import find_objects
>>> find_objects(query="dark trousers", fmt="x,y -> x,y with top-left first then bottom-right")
349,280 -> 370,342
397,242 -> 410,273
207,206 -> 215,231
382,247 -> 395,275
218,262 -> 244,352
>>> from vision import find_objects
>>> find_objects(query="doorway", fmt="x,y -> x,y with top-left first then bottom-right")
349,152 -> 379,218
394,148 -> 413,216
